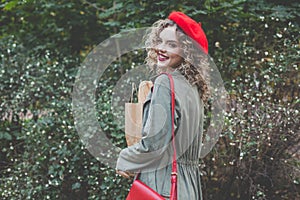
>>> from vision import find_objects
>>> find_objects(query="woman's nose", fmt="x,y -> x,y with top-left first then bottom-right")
156,43 -> 166,53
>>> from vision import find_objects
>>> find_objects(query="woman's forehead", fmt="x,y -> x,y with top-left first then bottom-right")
159,26 -> 178,41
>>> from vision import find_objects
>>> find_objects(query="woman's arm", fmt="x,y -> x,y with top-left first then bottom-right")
116,74 -> 177,172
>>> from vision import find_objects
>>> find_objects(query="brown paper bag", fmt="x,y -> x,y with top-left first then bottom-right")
125,102 -> 143,146
125,81 -> 153,146
138,81 -> 153,103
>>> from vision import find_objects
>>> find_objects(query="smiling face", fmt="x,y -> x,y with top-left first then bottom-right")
155,26 -> 183,72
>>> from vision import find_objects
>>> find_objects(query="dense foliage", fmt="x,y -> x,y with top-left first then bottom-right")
0,0 -> 299,199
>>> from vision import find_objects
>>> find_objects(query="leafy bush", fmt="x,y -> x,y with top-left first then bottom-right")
0,0 -> 299,199
201,1 -> 299,199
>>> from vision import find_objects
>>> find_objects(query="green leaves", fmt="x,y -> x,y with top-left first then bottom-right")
0,132 -> 12,140
72,182 -> 81,190
0,0 -> 299,199
2,0 -> 19,11
98,2 -> 123,19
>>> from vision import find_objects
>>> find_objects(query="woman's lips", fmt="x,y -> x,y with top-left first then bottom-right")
158,54 -> 169,62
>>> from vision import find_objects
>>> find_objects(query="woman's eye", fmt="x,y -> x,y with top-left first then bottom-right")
157,39 -> 162,44
169,43 -> 178,48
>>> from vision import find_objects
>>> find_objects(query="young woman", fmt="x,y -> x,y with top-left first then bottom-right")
116,11 -> 210,199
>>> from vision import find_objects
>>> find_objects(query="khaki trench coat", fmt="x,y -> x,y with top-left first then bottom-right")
117,71 -> 204,199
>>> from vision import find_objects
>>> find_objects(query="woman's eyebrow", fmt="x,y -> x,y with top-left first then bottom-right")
158,39 -> 178,44
158,36 -> 178,43
166,40 -> 178,43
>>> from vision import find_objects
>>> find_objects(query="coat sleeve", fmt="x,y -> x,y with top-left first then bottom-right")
116,74 -> 178,172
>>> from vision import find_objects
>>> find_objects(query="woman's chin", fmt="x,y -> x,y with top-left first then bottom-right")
157,64 -> 166,69
157,66 -> 169,72
157,66 -> 176,73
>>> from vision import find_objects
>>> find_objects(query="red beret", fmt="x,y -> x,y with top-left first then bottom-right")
168,11 -> 208,54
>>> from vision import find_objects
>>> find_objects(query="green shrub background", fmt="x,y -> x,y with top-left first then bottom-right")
0,0 -> 299,199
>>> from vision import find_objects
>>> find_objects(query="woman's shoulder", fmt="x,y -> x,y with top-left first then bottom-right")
155,71 -> 182,82
152,71 -> 188,92
153,73 -> 171,87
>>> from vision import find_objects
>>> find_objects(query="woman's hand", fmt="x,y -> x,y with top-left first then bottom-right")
116,169 -> 135,179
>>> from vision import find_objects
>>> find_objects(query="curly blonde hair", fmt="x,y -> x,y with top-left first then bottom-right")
144,19 -> 211,103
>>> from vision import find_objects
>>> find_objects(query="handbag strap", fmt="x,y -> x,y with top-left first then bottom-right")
161,72 -> 177,199
134,73 -> 178,198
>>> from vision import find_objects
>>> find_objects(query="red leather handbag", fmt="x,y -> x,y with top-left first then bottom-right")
126,178 -> 165,200
126,73 -> 178,200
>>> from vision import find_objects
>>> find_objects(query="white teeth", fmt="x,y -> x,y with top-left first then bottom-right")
159,54 -> 168,58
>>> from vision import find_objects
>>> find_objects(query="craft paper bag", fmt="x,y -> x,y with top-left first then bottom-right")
125,81 -> 153,146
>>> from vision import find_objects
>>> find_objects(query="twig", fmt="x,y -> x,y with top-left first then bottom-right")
81,0 -> 105,11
